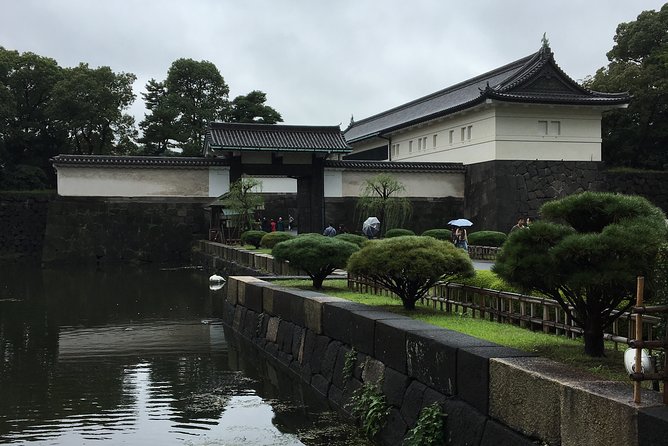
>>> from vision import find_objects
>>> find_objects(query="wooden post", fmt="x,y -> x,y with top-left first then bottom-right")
634,276 -> 644,404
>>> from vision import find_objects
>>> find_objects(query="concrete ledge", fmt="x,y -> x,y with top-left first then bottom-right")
457,345 -> 534,414
225,276 -> 668,446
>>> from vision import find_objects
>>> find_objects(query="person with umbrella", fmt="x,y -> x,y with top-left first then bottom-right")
362,217 -> 380,239
448,218 -> 472,250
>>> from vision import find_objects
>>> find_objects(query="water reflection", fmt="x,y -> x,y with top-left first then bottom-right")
0,263 -> 369,445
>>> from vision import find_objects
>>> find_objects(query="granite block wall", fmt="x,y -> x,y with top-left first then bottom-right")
0,192 -> 54,262
224,275 -> 668,446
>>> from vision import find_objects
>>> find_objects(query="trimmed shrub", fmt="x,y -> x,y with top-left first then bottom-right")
335,233 -> 368,247
260,231 -> 295,249
347,235 -> 474,309
468,230 -> 507,247
272,234 -> 359,288
384,228 -> 415,238
421,229 -> 453,241
240,230 -> 267,249
453,270 -> 521,293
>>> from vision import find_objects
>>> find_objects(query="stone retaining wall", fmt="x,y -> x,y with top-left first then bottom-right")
0,192 -> 54,262
223,276 -> 668,445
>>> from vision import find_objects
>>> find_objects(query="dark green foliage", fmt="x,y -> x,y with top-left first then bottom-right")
272,234 -> 359,289
654,243 -> 668,338
384,228 -> 415,238
0,165 -> 48,190
347,236 -> 474,310
403,403 -> 446,446
240,230 -> 267,249
220,178 -> 264,238
228,90 -> 282,124
260,231 -> 295,249
494,192 -> 667,356
468,230 -> 507,247
335,233 -> 368,247
585,4 -> 668,169
421,229 -> 452,241
348,383 -> 389,439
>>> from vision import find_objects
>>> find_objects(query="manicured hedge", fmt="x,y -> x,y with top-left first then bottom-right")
468,230 -> 507,247
240,230 -> 267,249
421,229 -> 452,241
335,233 -> 368,247
260,231 -> 295,249
384,228 -> 415,238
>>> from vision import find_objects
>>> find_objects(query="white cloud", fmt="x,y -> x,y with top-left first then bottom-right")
1,0 -> 664,129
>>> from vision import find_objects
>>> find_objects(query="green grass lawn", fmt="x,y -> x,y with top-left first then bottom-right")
272,278 -> 636,384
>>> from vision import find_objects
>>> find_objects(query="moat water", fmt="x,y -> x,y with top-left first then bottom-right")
0,263 -> 370,445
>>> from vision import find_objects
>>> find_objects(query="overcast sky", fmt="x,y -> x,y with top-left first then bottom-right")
1,1 -> 665,130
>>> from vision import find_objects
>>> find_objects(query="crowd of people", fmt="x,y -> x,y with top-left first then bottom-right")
257,215 -> 294,232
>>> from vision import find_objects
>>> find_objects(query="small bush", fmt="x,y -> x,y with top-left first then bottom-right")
347,235 -> 474,309
384,228 -> 415,238
335,233 -> 368,247
260,231 -> 295,249
240,230 -> 267,249
468,230 -> 507,247
272,234 -> 359,288
421,229 -> 453,241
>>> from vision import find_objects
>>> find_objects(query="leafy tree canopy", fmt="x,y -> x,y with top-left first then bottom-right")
272,234 -> 359,289
586,4 -> 668,169
356,173 -> 412,236
347,235 -> 473,309
228,90 -> 282,124
493,192 -> 667,356
220,177 -> 264,237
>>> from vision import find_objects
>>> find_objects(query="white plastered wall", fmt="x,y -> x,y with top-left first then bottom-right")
57,166 -> 230,197
350,103 -> 604,164
325,170 -> 464,198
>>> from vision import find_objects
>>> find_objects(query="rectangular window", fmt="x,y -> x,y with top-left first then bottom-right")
467,125 -> 472,140
550,121 -> 561,135
409,140 -> 413,153
538,120 -> 548,135
433,134 -> 437,148
449,130 -> 454,144
461,127 -> 466,141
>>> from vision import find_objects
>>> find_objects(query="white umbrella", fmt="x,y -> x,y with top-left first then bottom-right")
362,217 -> 380,237
448,218 -> 473,227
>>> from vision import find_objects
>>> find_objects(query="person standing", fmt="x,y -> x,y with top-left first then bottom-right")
270,219 -> 277,232
277,217 -> 285,231
510,217 -> 526,233
454,227 -> 468,250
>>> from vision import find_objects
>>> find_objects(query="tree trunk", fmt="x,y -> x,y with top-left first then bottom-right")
402,298 -> 416,310
313,275 -> 325,290
583,317 -> 605,357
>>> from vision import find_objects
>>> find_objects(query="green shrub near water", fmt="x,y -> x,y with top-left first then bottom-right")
260,231 -> 295,249
240,230 -> 267,249
272,234 -> 359,289
421,229 -> 452,241
468,230 -> 507,247
384,228 -> 415,238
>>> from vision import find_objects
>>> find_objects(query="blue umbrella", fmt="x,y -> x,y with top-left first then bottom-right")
448,218 -> 473,227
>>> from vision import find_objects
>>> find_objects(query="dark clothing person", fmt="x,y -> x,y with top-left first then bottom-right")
261,218 -> 270,232
277,217 -> 285,231
323,224 -> 337,237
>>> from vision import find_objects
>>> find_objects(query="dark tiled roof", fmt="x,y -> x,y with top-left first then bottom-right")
345,46 -> 630,143
51,154 -> 229,168
325,160 -> 465,172
206,122 -> 351,153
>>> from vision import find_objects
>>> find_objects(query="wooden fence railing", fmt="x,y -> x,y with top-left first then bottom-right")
347,275 -> 661,349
